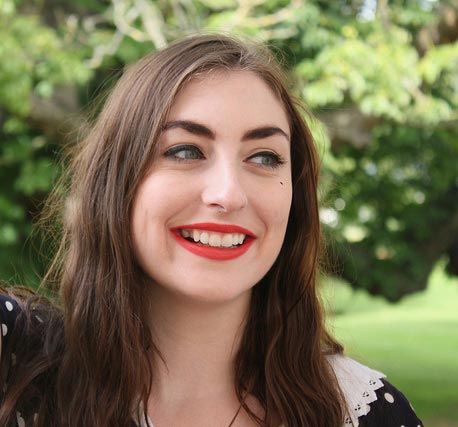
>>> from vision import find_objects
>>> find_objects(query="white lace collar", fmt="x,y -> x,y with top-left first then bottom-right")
134,355 -> 386,427
327,354 -> 386,426
133,405 -> 152,427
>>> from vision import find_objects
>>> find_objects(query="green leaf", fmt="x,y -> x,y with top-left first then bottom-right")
198,0 -> 237,11
15,159 -> 57,196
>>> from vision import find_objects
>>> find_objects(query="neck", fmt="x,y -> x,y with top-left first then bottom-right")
148,288 -> 252,403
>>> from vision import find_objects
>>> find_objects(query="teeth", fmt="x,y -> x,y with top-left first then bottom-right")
221,234 -> 233,247
208,234 -> 221,247
200,232 -> 209,244
180,229 -> 247,248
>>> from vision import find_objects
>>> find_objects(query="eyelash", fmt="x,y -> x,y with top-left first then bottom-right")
246,151 -> 285,169
163,144 -> 204,161
163,145 -> 285,169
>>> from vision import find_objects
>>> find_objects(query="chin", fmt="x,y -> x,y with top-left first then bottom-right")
149,275 -> 255,307
179,284 -> 253,306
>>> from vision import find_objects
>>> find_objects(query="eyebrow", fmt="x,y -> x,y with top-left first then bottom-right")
162,120 -> 289,142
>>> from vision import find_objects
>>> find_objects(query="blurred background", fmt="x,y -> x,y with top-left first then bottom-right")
0,0 -> 457,424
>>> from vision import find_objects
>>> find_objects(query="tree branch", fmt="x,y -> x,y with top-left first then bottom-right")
415,3 -> 458,55
316,107 -> 379,149
29,88 -> 86,144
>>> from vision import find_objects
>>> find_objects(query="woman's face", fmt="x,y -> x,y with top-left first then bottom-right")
131,70 -> 292,304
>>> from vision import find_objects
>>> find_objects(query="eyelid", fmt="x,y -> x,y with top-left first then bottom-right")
246,150 -> 286,169
163,144 -> 204,160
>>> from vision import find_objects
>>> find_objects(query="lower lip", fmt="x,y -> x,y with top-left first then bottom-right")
171,232 -> 255,261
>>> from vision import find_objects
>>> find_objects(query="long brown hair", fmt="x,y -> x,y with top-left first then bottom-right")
0,34 -> 344,426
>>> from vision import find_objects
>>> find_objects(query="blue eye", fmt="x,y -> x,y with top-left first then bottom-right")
247,151 -> 285,168
164,145 -> 204,161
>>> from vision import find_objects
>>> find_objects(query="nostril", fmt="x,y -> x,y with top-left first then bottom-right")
201,185 -> 248,212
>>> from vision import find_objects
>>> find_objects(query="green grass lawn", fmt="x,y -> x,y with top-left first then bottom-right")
322,261 -> 458,426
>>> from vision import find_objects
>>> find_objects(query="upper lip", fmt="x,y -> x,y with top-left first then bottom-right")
171,222 -> 255,237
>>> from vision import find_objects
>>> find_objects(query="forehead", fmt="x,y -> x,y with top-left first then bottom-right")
166,70 -> 290,133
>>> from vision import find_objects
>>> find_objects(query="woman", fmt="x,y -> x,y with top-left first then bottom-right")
0,34 -> 423,426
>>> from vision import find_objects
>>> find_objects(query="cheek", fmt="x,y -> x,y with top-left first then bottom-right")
131,173 -> 200,254
131,190 -> 152,265
254,179 -> 292,234
133,173 -> 191,218
131,176 -> 168,250
273,180 -> 293,223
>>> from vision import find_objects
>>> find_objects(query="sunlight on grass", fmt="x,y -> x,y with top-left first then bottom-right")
322,260 -> 458,426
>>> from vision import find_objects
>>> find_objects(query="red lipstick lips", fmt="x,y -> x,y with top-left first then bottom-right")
170,223 -> 255,261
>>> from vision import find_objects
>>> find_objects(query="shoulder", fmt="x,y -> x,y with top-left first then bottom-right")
326,354 -> 424,427
0,291 -> 64,424
0,293 -> 21,351
0,290 -> 63,365
357,379 -> 425,427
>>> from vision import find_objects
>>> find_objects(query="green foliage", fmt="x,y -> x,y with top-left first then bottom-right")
0,0 -> 457,299
198,0 -> 237,11
0,0 -> 93,285
298,25 -> 457,125
0,2 -> 91,115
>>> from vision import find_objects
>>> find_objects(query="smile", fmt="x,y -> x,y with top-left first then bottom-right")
180,229 -> 245,248
170,223 -> 255,261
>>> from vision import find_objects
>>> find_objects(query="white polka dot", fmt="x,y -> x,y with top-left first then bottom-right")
1,323 -> 7,337
5,301 -> 13,311
16,412 -> 25,427
384,392 -> 394,403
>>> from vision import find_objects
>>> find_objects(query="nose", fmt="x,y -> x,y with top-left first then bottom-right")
201,160 -> 248,213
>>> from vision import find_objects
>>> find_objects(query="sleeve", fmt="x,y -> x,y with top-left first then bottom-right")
357,379 -> 424,427
0,293 -> 21,356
